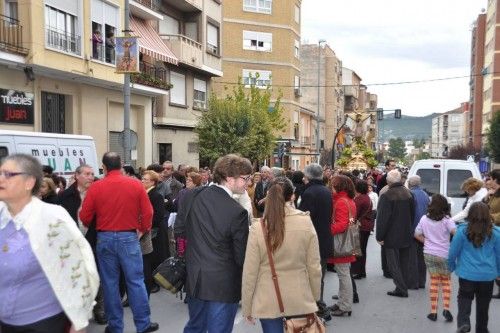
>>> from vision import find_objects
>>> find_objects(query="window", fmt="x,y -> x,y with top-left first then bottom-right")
170,71 -> 186,106
416,169 -> 440,197
243,0 -> 272,14
159,15 -> 180,35
158,143 -> 172,164
294,4 -> 300,23
294,75 -> 300,89
41,92 -> 66,134
242,69 -> 271,88
294,40 -> 300,58
207,22 -> 219,55
243,30 -> 272,52
447,170 -> 472,197
193,78 -> 207,108
4,0 -> 18,21
91,0 -> 118,63
45,5 -> 80,55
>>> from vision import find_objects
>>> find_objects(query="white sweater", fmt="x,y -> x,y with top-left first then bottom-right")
451,187 -> 488,223
0,197 -> 99,330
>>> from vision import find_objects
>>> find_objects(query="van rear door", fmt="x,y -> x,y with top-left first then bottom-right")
443,162 -> 473,216
414,162 -> 442,197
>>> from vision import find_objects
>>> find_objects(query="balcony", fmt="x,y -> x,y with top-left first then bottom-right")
130,0 -> 163,21
161,34 -> 202,68
91,43 -> 115,65
131,61 -> 171,90
300,136 -> 311,145
46,28 -> 81,55
162,0 -> 202,12
0,14 -> 28,55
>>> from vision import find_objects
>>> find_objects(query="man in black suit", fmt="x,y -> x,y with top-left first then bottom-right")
175,154 -> 253,333
253,165 -> 271,217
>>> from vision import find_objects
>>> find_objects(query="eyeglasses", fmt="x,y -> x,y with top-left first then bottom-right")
239,175 -> 252,182
0,170 -> 28,179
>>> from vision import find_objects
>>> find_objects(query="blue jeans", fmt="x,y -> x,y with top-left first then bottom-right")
96,232 -> 151,333
260,318 -> 284,333
183,297 -> 238,333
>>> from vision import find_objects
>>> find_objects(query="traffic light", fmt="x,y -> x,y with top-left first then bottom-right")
394,109 -> 401,119
377,108 -> 384,121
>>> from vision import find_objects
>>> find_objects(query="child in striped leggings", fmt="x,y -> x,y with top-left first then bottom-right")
414,194 -> 457,322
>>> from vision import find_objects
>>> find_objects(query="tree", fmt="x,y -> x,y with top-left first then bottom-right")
487,111 -> 500,163
415,151 -> 431,160
388,137 -> 406,160
413,138 -> 426,149
447,143 -> 477,160
195,80 -> 287,166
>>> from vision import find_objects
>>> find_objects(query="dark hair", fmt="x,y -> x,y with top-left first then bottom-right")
102,152 -> 121,171
263,177 -> 294,252
123,165 -> 136,177
331,175 -> 355,199
56,175 -> 66,189
212,154 -> 252,184
385,159 -> 395,167
426,194 -> 450,221
291,170 -> 304,184
172,171 -> 186,185
42,165 -> 53,175
2,154 -> 43,195
355,179 -> 368,195
146,163 -> 164,173
466,202 -> 493,248
490,169 -> 500,184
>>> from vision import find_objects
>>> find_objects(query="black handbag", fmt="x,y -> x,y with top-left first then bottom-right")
153,256 -> 186,293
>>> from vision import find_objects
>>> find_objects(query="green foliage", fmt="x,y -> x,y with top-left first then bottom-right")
415,151 -> 431,160
413,138 -> 426,149
388,137 -> 406,160
487,111 -> 500,163
195,80 -> 287,166
336,139 -> 378,168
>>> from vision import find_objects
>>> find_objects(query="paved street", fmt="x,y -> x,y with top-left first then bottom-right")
88,237 -> 500,333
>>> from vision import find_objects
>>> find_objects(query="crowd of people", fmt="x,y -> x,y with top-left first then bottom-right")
0,153 -> 499,333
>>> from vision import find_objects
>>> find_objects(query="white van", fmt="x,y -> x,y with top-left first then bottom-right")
407,159 -> 482,217
0,130 -> 100,179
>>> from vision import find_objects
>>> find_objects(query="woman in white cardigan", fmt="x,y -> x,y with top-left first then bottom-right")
452,177 -> 488,223
0,154 -> 99,333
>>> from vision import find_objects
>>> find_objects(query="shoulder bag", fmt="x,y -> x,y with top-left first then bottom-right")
260,219 -> 325,333
332,198 -> 362,258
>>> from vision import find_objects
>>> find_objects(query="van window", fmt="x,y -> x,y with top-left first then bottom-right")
447,169 -> 473,198
416,169 -> 440,196
0,147 -> 8,159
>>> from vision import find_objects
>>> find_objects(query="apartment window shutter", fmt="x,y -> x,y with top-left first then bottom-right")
170,72 -> 186,105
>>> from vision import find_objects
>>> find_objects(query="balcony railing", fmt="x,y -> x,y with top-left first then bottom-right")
131,61 -> 171,90
46,27 -> 81,55
0,14 -> 28,55
133,0 -> 162,11
92,43 -> 115,64
161,34 -> 202,68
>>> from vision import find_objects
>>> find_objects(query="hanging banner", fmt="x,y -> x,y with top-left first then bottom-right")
115,36 -> 140,73
0,89 -> 34,125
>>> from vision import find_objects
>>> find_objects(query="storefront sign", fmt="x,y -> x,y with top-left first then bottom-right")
0,89 -> 34,125
115,36 -> 139,74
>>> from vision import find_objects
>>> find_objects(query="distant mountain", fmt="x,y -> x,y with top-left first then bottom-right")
377,113 -> 437,142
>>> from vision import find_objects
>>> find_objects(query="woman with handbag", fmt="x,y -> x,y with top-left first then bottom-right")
242,177 -> 323,333
328,175 -> 357,317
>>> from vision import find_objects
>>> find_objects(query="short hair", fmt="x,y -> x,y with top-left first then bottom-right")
102,152 -> 121,171
489,169 -> 500,184
385,159 -> 395,167
260,165 -> 270,173
355,179 -> 368,194
271,167 -> 284,178
304,163 -> 323,181
331,175 -> 355,199
408,175 -> 421,188
146,163 -> 164,173
42,165 -> 53,175
142,170 -> 159,185
122,165 -> 136,176
291,170 -> 304,184
461,177 -> 483,194
42,177 -> 57,195
1,154 -> 43,195
212,154 -> 253,184
75,164 -> 93,174
187,171 -> 202,187
386,169 -> 401,184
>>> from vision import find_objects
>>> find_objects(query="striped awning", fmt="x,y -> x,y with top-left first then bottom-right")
130,17 -> 178,65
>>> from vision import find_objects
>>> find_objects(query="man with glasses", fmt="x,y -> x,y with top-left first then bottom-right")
175,154 -> 252,333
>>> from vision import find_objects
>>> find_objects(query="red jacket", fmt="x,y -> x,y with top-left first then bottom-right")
328,191 -> 356,264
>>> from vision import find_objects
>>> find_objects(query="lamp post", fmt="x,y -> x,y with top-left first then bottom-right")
316,39 -> 326,162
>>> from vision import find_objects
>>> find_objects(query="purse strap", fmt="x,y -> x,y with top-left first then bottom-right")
260,218 -> 285,314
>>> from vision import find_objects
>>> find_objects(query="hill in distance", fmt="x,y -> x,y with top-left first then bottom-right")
377,113 -> 437,142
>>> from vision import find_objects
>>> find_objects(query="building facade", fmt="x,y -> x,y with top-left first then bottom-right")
213,0 -> 309,169
0,0 -> 221,169
431,107 -> 467,158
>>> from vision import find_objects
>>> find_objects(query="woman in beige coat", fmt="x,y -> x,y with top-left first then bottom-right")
242,177 -> 322,332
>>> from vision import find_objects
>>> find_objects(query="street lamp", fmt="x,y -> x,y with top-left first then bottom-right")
316,39 -> 326,162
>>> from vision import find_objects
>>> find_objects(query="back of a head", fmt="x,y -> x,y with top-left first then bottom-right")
291,170 -> 304,184
271,167 -> 284,178
466,202 -> 493,247
102,152 -> 121,171
490,169 -> 500,184
212,154 -> 252,184
408,175 -> 421,188
386,169 -> 401,185
304,163 -> 323,181
146,163 -> 164,174
427,193 -> 450,221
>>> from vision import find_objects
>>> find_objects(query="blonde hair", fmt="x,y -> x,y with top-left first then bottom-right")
142,170 -> 159,185
42,177 -> 57,196
461,177 -> 483,194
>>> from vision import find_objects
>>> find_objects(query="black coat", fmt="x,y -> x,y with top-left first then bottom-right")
376,182 -> 415,249
253,180 -> 268,213
174,185 -> 249,303
148,187 -> 169,268
298,179 -> 333,259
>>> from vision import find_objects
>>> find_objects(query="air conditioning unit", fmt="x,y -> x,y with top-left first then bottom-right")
193,100 -> 207,110
294,88 -> 302,97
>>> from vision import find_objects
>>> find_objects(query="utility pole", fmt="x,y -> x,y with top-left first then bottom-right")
123,0 -> 131,165
316,39 -> 326,163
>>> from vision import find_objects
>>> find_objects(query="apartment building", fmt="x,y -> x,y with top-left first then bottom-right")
300,43 -> 344,165
0,0 -> 221,168
213,0 -> 307,169
431,106 -> 467,158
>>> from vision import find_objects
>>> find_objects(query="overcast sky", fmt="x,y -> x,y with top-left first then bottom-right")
301,0 -> 487,117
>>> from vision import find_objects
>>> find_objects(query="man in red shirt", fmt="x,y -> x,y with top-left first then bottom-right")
80,152 -> 158,333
